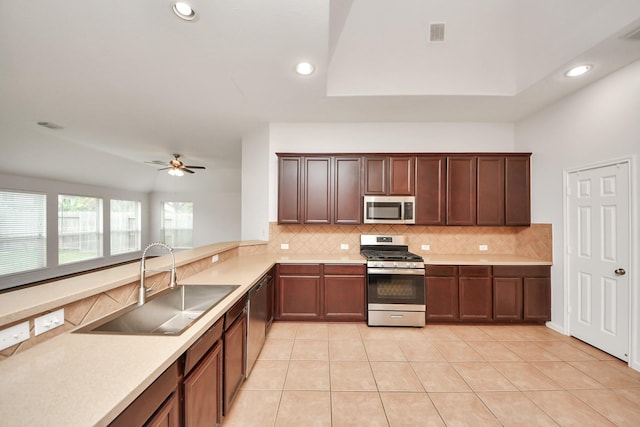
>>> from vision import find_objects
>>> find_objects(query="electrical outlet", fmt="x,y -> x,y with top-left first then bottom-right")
211,254 -> 219,263
34,309 -> 65,336
0,321 -> 30,351
421,244 -> 430,251
280,243 -> 289,250
479,244 -> 488,251
340,243 -> 349,250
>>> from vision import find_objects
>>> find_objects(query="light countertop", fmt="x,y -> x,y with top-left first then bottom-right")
0,249 -> 549,426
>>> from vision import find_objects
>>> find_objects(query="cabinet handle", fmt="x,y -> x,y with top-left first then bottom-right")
614,268 -> 626,276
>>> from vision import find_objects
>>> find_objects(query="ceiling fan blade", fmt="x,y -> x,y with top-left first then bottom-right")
157,167 -> 171,171
184,165 -> 206,169
182,168 -> 195,174
146,160 -> 168,165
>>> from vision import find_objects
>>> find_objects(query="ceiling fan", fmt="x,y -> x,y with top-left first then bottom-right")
146,154 -> 206,176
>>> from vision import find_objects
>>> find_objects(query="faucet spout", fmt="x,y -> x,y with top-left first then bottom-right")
139,242 -> 177,306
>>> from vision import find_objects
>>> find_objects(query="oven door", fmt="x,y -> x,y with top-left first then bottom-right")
367,268 -> 425,310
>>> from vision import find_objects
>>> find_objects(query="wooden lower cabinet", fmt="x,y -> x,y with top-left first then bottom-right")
458,266 -> 493,322
426,265 -> 459,321
184,340 -> 223,427
146,392 -> 180,427
276,264 -> 322,320
493,277 -> 523,321
493,266 -> 551,322
224,299 -> 247,414
323,264 -> 366,321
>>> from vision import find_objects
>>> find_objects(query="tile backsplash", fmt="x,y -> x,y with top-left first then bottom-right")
267,222 -> 552,261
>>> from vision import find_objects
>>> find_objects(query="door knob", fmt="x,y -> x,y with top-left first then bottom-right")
614,268 -> 626,276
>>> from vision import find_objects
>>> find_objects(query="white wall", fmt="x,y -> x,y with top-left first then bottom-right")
267,122 -> 516,222
241,126 -> 271,241
516,59 -> 640,365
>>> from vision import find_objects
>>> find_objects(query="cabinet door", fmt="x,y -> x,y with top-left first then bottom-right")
278,156 -> 302,224
184,341 -> 223,427
363,156 -> 386,195
266,274 -> 274,331
323,275 -> 366,321
459,277 -> 492,321
277,275 -> 322,320
505,155 -> 531,225
389,156 -> 415,195
303,157 -> 331,224
334,157 -> 362,224
426,276 -> 459,321
493,277 -> 523,321
146,392 -> 180,427
524,277 -> 550,321
415,156 -> 446,225
224,315 -> 246,414
447,156 -> 477,225
477,156 -> 505,225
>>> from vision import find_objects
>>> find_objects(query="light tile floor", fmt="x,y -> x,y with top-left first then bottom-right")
223,322 -> 640,426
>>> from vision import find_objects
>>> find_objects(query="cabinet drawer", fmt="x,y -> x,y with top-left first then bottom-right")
323,264 -> 365,275
425,265 -> 457,276
278,263 -> 321,275
459,266 -> 492,277
225,297 -> 246,330
493,265 -> 550,277
184,318 -> 223,375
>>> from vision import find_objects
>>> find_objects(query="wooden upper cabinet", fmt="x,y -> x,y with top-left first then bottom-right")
333,157 -> 362,224
446,156 -> 477,225
278,156 -> 302,224
415,156 -> 446,225
303,157 -> 331,224
505,155 -> 531,225
477,156 -> 505,226
364,156 -> 415,195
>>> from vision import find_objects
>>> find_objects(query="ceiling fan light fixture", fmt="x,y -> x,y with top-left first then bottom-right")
168,168 -> 184,177
565,64 -> 592,77
172,2 -> 198,21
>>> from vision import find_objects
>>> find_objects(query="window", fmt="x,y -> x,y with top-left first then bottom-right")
58,195 -> 103,264
0,190 -> 47,276
161,202 -> 193,249
110,199 -> 141,255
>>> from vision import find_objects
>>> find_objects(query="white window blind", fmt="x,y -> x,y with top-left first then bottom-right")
58,195 -> 103,264
110,199 -> 141,255
0,190 -> 47,276
161,201 -> 193,249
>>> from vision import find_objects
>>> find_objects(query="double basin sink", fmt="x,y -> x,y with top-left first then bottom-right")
75,284 -> 239,336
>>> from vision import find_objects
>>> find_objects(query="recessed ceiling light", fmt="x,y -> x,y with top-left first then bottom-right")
565,64 -> 592,77
295,62 -> 315,76
172,2 -> 198,21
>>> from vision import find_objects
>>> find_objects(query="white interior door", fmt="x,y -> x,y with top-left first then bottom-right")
568,162 -> 630,361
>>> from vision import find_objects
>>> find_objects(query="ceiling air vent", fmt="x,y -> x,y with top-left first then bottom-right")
429,22 -> 446,42
621,26 -> 640,40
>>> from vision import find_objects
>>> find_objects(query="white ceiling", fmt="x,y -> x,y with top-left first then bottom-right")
1,0 -> 640,191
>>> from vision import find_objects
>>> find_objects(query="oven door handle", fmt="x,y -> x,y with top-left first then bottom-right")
367,268 -> 425,275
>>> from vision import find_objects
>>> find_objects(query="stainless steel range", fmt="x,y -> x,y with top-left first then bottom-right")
360,234 -> 425,327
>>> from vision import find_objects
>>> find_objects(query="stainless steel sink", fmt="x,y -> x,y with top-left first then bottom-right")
74,284 -> 240,335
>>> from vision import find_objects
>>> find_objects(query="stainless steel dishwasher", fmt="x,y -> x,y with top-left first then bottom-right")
245,273 -> 269,376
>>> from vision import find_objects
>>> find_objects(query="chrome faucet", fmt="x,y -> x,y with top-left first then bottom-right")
139,242 -> 177,306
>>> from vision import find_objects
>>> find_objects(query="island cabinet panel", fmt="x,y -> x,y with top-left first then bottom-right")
223,299 -> 247,414
303,157 -> 332,224
276,264 -> 322,320
334,157 -> 362,224
505,155 -> 531,225
458,266 -> 493,322
146,392 -> 180,427
477,156 -> 505,225
425,265 -> 459,321
278,156 -> 302,224
415,156 -> 446,225
184,340 -> 223,427
446,156 -> 477,225
323,264 -> 366,321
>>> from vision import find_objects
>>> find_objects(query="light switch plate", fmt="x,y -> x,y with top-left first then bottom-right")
34,308 -> 64,336
0,321 -> 30,351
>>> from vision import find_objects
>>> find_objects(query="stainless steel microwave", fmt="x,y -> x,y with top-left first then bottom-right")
363,196 -> 415,224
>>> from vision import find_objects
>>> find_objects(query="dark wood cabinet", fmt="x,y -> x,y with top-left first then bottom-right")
425,265 -> 459,321
276,264 -> 322,320
493,266 -> 550,322
146,391 -> 180,427
277,156 -> 302,224
524,277 -> 551,321
223,299 -> 247,414
364,156 -> 414,195
303,157 -> 332,224
323,264 -> 366,321
458,266 -> 493,321
333,157 -> 362,224
477,156 -> 505,225
446,156 -> 477,225
415,156 -> 446,225
493,277 -> 523,321
184,340 -> 223,427
265,268 -> 275,331
505,155 -> 531,225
